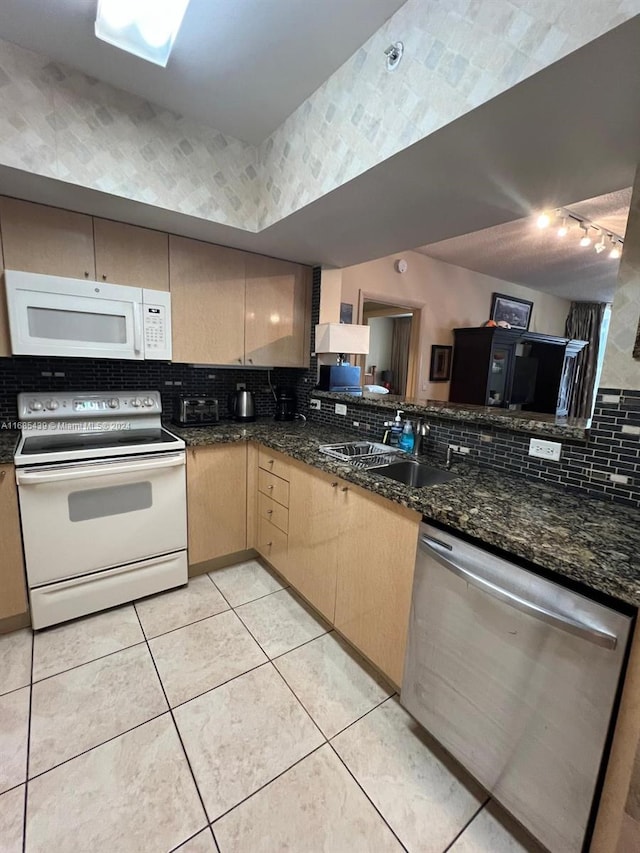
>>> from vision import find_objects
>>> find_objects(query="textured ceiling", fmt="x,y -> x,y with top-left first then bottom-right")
416,188 -> 633,303
0,0 -> 406,144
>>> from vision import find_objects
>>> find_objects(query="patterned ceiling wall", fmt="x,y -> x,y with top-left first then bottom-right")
0,0 -> 638,231
0,39 -> 260,230
256,0 -> 639,228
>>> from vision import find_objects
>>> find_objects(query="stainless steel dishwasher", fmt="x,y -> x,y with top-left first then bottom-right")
402,522 -> 632,853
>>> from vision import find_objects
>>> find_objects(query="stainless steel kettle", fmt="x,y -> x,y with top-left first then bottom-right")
228,390 -> 256,422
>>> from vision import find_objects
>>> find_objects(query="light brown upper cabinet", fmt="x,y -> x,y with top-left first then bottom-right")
0,197 -> 95,280
245,255 -> 311,367
93,219 -> 169,290
170,235 -> 246,365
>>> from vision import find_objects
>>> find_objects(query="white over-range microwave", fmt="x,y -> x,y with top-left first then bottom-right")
4,270 -> 172,360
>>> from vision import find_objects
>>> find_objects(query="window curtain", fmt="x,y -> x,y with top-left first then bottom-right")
390,317 -> 411,395
565,302 -> 605,420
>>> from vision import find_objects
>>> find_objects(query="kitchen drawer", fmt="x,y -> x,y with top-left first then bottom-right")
258,468 -> 290,508
258,448 -> 290,481
258,491 -> 289,534
257,516 -> 288,565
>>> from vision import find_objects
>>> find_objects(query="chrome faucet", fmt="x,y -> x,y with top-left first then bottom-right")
412,420 -> 430,457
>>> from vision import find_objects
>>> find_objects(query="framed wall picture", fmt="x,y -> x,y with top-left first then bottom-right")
429,345 -> 452,382
339,302 -> 353,324
490,293 -> 533,331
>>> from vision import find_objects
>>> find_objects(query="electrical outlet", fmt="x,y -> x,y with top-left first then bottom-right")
528,438 -> 562,461
335,403 -> 347,416
236,382 -> 246,391
310,399 -> 321,411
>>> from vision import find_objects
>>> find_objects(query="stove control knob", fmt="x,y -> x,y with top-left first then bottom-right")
131,398 -> 142,408
46,400 -> 59,411
30,400 -> 43,411
108,399 -> 119,409
143,397 -> 154,408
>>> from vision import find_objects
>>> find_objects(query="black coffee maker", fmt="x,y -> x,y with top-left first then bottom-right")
274,387 -> 296,421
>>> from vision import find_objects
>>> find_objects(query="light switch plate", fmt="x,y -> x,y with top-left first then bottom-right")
528,438 -> 562,461
310,399 -> 321,410
335,403 -> 347,416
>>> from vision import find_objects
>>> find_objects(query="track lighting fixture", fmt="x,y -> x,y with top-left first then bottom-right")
535,207 -> 624,258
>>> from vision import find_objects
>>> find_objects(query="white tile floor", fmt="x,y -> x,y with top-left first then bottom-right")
0,559 -> 546,853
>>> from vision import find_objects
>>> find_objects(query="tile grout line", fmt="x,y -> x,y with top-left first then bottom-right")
442,798 -> 490,852
25,708 -> 173,784
22,631 -> 34,853
327,739 -> 411,853
207,574 -> 290,609
132,603 -> 215,833
208,742 -> 327,829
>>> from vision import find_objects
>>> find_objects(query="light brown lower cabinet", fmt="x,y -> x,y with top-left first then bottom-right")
0,464 -> 28,624
282,453 -> 420,686
286,463 -> 341,623
186,444 -> 247,565
334,485 -> 420,688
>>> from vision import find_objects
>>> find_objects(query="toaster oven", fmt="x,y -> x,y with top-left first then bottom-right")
173,397 -> 219,426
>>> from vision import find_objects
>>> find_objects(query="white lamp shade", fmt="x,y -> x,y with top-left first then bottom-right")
315,323 -> 370,355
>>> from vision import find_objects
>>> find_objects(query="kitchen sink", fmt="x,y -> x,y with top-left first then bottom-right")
372,459 -> 456,488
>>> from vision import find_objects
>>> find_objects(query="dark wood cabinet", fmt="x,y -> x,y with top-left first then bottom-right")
449,327 -> 587,417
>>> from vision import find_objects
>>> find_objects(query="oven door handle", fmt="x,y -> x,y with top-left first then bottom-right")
16,453 -> 185,485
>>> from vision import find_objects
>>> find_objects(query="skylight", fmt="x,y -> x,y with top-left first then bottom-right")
95,0 -> 190,67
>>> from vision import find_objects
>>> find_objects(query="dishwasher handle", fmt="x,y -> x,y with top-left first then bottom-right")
420,535 -> 618,650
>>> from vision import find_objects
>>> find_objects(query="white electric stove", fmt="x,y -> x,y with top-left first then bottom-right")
14,390 -> 188,629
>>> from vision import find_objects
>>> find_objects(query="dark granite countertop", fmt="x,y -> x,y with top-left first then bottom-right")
312,390 -> 589,441
0,431 -> 19,464
171,419 -> 640,608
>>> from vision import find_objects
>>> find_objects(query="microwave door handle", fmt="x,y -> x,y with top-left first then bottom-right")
419,535 -> 618,650
133,304 -> 143,355
16,453 -> 185,485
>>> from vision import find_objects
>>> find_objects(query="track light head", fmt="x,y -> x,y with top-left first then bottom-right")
579,224 -> 591,247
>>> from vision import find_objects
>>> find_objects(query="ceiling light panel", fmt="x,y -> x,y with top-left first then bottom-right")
95,0 -> 190,67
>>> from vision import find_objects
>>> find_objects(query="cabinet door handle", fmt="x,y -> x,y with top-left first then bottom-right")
0,469 -> 5,482
331,482 -> 338,488
268,459 -> 274,466
248,358 -> 253,364
268,485 -> 273,490
267,509 -> 273,515
267,541 -> 273,547
237,358 -> 242,364
341,486 -> 349,492
84,271 -> 89,277
102,274 -> 107,280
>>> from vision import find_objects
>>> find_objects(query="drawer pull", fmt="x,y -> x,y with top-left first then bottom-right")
267,509 -> 273,515
331,482 -> 338,488
341,486 -> 349,492
267,541 -> 273,547
268,459 -> 274,466
268,484 -> 274,490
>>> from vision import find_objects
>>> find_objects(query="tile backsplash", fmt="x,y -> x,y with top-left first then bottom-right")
308,389 -> 640,509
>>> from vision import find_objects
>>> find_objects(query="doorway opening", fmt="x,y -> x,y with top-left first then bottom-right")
360,299 -> 421,397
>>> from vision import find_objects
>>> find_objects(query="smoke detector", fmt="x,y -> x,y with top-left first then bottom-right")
384,41 -> 404,71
